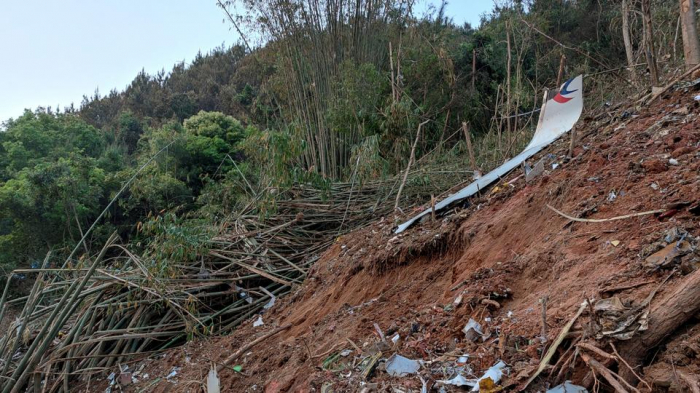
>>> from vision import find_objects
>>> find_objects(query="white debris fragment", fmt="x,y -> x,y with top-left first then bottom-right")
253,315 -> 264,327
385,354 -> 420,377
207,367 -> 221,393
391,333 -> 400,344
471,361 -> 507,392
166,367 -> 180,381
437,374 -> 475,387
264,295 -> 276,310
547,381 -> 588,393
463,318 -> 486,342
668,158 -> 679,166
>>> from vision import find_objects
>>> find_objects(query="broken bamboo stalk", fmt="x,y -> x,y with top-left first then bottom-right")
580,352 -> 634,393
522,302 -> 587,390
556,53 -> 566,88
394,120 -> 430,211
546,204 -> 664,223
462,122 -> 477,173
644,62 -> 700,104
216,324 -> 291,373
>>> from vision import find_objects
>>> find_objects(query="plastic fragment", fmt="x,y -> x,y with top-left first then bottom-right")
253,315 -> 264,327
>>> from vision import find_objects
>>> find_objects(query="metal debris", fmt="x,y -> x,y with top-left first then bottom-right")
436,374 -> 475,387
253,315 -> 264,327
463,318 -> 488,342
395,75 -> 584,233
471,361 -> 507,392
546,381 -> 588,393
385,354 -> 420,377
207,367 -> 220,393
594,297 -> 625,313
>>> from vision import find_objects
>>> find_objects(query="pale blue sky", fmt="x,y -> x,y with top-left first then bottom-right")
0,1 -> 493,123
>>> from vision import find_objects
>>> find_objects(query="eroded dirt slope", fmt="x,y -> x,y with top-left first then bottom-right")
97,88 -> 700,392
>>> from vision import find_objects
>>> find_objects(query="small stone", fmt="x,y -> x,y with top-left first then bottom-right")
642,158 -> 667,173
119,372 -> 133,386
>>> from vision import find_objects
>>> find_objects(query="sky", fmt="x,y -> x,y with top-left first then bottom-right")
0,1 -> 494,123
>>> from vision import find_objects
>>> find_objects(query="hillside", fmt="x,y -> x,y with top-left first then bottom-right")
3,1 -> 700,392
88,79 -> 700,391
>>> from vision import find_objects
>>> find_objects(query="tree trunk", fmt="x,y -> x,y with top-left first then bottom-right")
622,0 -> 637,82
556,54 -> 566,88
472,49 -> 476,91
679,0 -> 700,67
618,269 -> 700,385
641,0 -> 659,85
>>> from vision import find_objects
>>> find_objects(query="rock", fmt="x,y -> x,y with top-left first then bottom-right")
119,372 -> 132,386
671,146 -> 694,158
642,158 -> 668,174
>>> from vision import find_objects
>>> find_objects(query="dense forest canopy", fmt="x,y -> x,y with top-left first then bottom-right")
0,0 -> 695,273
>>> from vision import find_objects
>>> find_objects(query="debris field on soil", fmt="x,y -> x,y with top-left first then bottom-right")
94,86 -> 700,392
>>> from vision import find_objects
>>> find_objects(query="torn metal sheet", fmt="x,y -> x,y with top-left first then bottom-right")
396,75 -> 583,234
546,381 -> 588,393
385,354 -> 420,377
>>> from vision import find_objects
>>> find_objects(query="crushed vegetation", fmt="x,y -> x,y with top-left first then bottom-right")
69,78 -> 699,392
2,0 -> 700,392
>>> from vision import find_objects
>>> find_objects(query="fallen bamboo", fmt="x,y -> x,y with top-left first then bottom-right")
522,302 -> 587,390
580,352 -> 634,393
216,324 -> 292,373
546,204 -> 664,223
0,161 -> 470,391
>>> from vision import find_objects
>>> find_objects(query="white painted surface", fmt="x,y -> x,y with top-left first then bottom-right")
395,75 -> 583,233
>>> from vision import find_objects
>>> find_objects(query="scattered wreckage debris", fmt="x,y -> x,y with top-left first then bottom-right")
385,354 -> 420,377
0,162 -> 472,391
38,73 -> 700,391
546,381 -> 588,393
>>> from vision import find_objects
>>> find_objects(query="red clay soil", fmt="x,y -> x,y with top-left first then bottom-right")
89,89 -> 700,392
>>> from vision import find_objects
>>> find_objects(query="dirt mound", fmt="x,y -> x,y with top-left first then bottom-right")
96,89 -> 700,392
